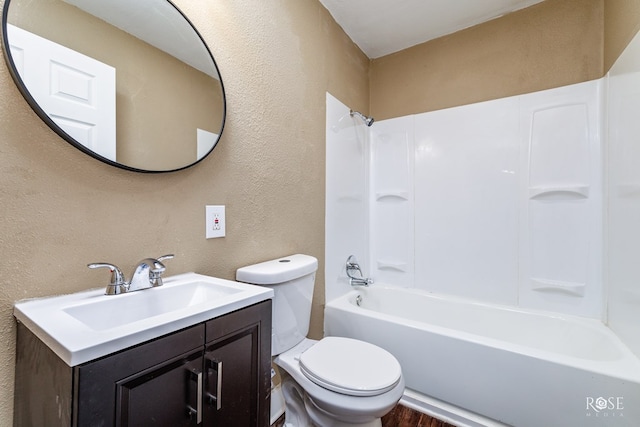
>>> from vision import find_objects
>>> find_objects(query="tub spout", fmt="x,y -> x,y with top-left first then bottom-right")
350,276 -> 374,287
346,255 -> 374,287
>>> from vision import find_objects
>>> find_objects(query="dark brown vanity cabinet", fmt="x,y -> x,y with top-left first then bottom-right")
14,300 -> 272,427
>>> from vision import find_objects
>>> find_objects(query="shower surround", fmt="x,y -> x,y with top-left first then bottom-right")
326,79 -> 603,318
324,29 -> 640,426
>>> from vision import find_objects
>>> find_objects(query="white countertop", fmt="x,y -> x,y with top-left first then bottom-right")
14,272 -> 273,366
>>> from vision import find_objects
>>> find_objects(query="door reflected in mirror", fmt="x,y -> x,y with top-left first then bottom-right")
2,0 -> 226,172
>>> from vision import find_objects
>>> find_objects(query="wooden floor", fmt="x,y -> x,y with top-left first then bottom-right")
382,405 -> 456,427
271,404 -> 454,427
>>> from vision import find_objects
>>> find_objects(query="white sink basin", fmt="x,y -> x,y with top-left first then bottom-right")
63,280 -> 242,331
14,273 -> 273,366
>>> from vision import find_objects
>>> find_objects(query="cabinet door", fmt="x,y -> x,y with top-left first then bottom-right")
204,333 -> 256,425
75,324 -> 204,426
205,301 -> 272,427
116,350 -> 204,427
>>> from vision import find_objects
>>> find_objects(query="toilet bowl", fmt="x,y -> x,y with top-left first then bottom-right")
236,254 -> 404,427
277,338 -> 405,426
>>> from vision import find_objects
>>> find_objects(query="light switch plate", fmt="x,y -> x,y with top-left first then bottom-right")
206,205 -> 225,238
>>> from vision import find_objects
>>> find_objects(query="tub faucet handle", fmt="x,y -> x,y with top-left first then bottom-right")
346,255 -> 362,274
346,255 -> 373,287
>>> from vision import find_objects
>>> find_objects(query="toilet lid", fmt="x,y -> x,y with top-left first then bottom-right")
299,337 -> 402,397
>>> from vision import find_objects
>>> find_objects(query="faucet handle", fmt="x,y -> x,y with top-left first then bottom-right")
151,254 -> 174,276
156,254 -> 174,263
345,255 -> 373,287
346,255 -> 363,275
88,263 -> 128,295
149,254 -> 174,286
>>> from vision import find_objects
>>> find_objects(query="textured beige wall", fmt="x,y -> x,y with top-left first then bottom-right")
369,0 -> 640,120
370,0 -> 605,119
605,0 -> 640,71
0,0 -> 368,423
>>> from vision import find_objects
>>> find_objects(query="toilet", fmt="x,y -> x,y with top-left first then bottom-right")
236,254 -> 404,427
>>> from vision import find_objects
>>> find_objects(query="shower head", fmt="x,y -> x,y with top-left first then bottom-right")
350,110 -> 375,127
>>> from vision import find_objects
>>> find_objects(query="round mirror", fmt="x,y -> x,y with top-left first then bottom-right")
2,0 -> 226,173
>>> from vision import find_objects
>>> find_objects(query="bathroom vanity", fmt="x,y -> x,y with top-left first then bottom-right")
12,273 -> 273,426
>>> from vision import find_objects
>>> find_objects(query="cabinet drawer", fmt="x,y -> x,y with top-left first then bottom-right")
205,300 -> 271,343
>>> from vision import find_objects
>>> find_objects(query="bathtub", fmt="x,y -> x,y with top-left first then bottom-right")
324,287 -> 640,427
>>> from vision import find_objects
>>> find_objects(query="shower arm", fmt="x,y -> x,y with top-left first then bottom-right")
350,110 -> 375,127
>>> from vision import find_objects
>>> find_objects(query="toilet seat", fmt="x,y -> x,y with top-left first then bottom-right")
299,337 -> 402,397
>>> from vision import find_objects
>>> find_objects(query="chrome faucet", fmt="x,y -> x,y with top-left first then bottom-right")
346,255 -> 373,287
88,254 -> 174,295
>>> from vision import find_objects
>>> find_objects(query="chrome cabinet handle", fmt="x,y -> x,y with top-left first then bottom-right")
187,368 -> 203,424
206,358 -> 223,410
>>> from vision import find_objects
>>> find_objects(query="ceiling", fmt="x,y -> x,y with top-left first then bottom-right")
319,0 -> 545,58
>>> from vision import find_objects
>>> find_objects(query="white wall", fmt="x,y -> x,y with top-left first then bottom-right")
327,81 -> 604,319
517,83 -> 603,316
412,97 -> 520,305
607,30 -> 640,357
325,93 -> 370,303
368,81 -> 603,319
369,116 -> 414,287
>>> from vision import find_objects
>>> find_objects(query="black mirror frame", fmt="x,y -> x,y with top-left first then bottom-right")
1,0 -> 226,173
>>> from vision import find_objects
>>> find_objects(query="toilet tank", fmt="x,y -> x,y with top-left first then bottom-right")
236,254 -> 318,356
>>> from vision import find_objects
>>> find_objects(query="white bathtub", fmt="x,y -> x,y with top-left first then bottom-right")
324,287 -> 640,427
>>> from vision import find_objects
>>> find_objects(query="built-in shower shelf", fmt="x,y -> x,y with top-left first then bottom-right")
376,260 -> 408,272
531,278 -> 585,297
528,185 -> 589,200
375,191 -> 409,201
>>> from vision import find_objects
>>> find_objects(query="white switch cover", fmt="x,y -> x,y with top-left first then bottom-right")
206,205 -> 225,238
